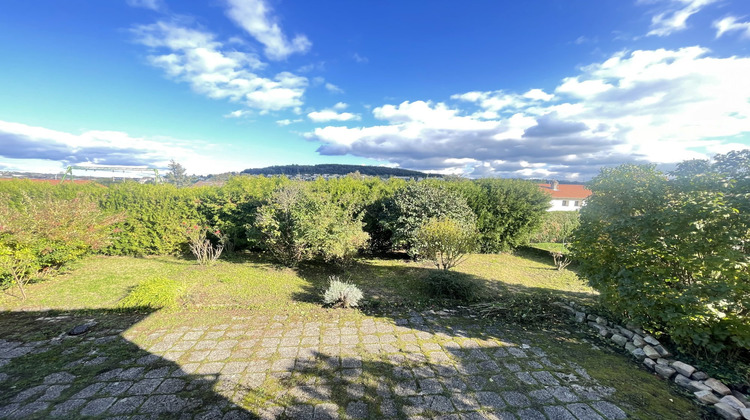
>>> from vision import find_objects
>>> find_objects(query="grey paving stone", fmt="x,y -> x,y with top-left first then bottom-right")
451,393 -> 480,411
516,408 -> 546,419
128,378 -> 163,395
476,391 -> 507,409
286,404 -> 315,419
49,399 -> 86,417
528,388 -> 555,404
346,401 -> 369,418
145,366 -> 171,378
435,365 -> 460,377
80,397 -> 117,416
515,372 -> 538,385
38,384 -> 70,401
100,381 -> 133,396
490,374 -> 508,388
224,409 -> 254,419
550,387 -> 580,403
543,405 -> 577,420
566,403 -> 605,420
96,368 -> 123,381
0,403 -> 20,418
156,378 -> 186,394
531,370 -> 560,386
43,372 -> 76,384
502,362 -> 522,372
140,394 -> 191,414
426,395 -> 454,412
590,401 -> 628,419
419,378 -> 443,394
465,375 -> 489,391
442,376 -> 468,392
380,398 -> 398,417
107,396 -> 146,415
12,384 -> 47,403
70,382 -> 104,399
118,366 -> 145,380
395,380 -> 419,396
501,391 -> 531,408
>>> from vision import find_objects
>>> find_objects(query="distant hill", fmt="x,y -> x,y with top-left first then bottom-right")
241,164 -> 436,178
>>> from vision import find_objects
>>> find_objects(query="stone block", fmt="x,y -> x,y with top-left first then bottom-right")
714,402 -> 741,420
655,364 -> 676,379
575,312 -> 586,323
643,358 -> 656,370
671,361 -> 696,378
674,374 -> 693,389
611,334 -> 628,347
721,395 -> 747,411
631,348 -> 647,361
643,335 -> 660,346
695,390 -> 721,405
632,335 -> 646,348
706,378 -> 732,396
692,371 -> 709,381
643,345 -> 660,359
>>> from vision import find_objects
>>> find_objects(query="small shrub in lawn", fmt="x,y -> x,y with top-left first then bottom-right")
118,277 -> 183,310
424,270 -> 479,301
473,292 -> 569,326
323,276 -> 363,308
551,251 -> 572,270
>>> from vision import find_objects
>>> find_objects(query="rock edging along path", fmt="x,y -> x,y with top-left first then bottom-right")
555,301 -> 750,420
0,310 -> 636,419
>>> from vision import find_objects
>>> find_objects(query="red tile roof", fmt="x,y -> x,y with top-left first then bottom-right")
538,183 -> 592,199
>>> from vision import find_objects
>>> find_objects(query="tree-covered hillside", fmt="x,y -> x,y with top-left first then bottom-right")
241,164 -> 435,177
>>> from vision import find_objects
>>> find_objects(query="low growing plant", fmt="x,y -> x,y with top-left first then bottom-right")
323,276 -> 363,308
186,224 -> 226,265
424,270 -> 479,301
118,277 -> 184,310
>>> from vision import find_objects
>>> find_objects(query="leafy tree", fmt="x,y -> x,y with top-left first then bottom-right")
413,217 -> 478,270
382,183 -> 476,257
165,159 -> 192,187
570,161 -> 750,354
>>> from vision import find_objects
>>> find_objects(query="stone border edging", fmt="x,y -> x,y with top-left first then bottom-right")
554,301 -> 749,420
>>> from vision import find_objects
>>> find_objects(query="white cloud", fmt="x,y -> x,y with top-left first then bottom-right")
645,0 -> 718,37
224,109 -> 253,118
132,20 -> 307,111
309,47 -> 750,179
126,0 -> 164,11
714,16 -> 750,39
325,82 -> 344,94
308,109 -> 361,122
225,0 -> 311,61
276,118 -> 302,126
352,53 -> 368,63
0,119 -> 227,175
332,102 -> 348,110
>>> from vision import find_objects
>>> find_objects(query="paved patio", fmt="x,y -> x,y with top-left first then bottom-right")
0,311 -> 628,419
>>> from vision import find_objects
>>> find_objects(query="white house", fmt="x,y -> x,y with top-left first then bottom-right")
538,181 -> 591,211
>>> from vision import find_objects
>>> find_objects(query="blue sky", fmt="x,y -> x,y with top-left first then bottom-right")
1,0 -> 750,179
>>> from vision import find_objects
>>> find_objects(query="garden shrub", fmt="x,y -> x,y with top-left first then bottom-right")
0,193 -> 122,299
382,182 -> 476,257
323,276 -> 363,308
413,217 -> 478,270
528,211 -> 580,243
571,158 -> 750,354
255,182 -> 369,266
118,277 -> 183,309
424,270 -> 479,301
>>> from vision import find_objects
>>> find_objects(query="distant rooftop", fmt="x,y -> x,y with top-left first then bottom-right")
538,183 -> 591,199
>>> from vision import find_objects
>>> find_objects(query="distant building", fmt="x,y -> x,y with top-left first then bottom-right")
538,181 -> 591,211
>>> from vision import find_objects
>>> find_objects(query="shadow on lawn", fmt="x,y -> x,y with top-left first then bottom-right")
0,308 -> 257,419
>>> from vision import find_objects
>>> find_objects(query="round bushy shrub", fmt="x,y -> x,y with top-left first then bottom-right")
424,270 -> 479,301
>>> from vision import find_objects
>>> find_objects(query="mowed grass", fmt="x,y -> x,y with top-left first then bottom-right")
0,251 -> 594,313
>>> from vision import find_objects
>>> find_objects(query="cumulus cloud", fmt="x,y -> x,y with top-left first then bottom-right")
308,109 -> 361,122
308,46 -> 750,179
132,20 -> 307,111
225,0 -> 311,61
276,118 -> 302,126
644,0 -> 718,37
714,16 -> 750,39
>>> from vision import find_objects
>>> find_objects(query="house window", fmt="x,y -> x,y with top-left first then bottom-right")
562,200 -> 568,206
574,201 -> 580,207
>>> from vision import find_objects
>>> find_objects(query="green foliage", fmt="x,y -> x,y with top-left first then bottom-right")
0,193 -> 121,299
529,211 -> 580,243
118,277 -> 183,309
164,159 -> 194,187
322,276 -> 363,308
423,270 -> 479,301
185,224 -> 226,265
99,182 -> 207,255
255,182 -> 369,266
413,217 -> 478,270
383,182 -> 476,257
473,292 -> 569,325
571,159 -> 750,354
